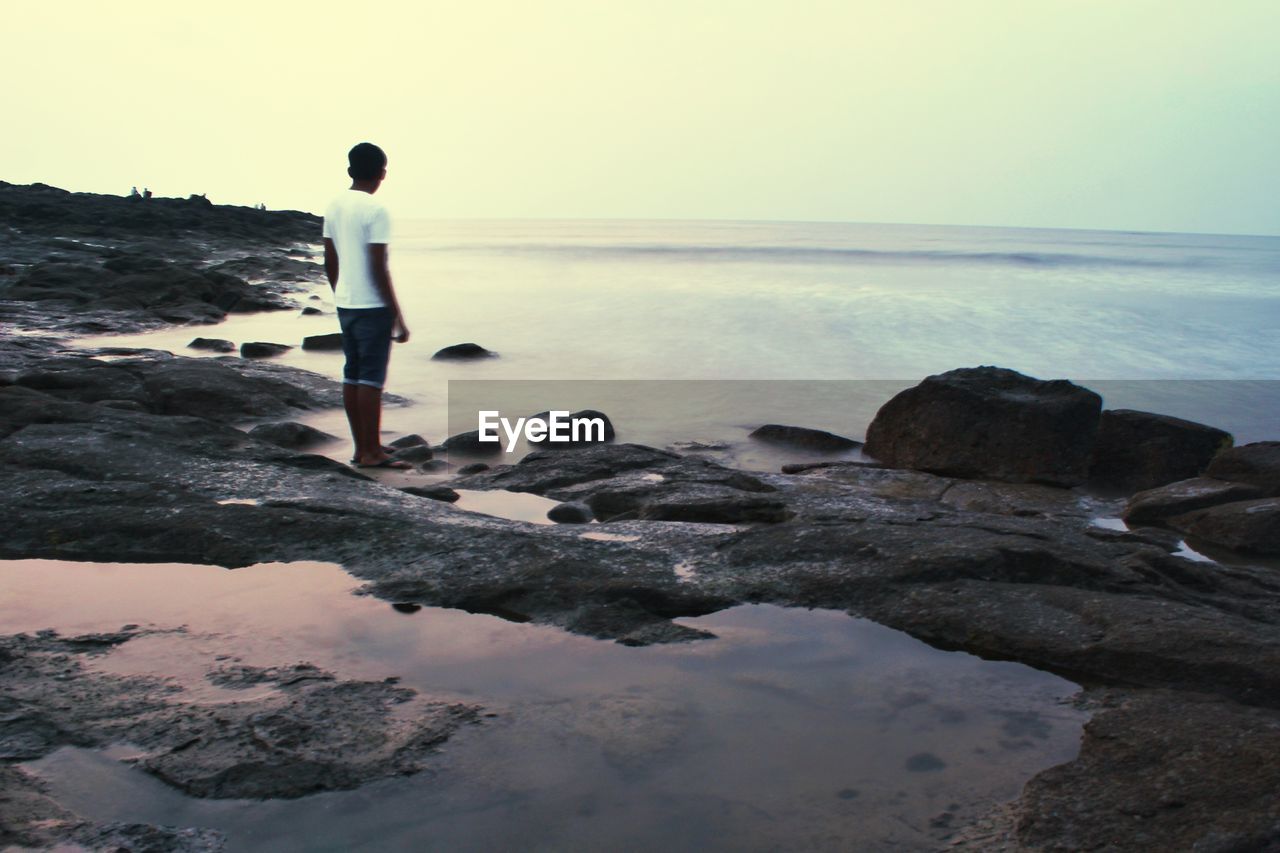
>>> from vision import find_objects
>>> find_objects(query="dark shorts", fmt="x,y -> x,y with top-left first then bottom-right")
337,306 -> 394,389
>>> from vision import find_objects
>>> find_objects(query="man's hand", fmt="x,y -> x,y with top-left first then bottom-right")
393,319 -> 410,344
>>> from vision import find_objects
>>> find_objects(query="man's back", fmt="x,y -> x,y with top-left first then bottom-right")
323,189 -> 391,309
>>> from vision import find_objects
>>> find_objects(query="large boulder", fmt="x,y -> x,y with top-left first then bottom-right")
1088,409 -> 1232,493
1169,498 -> 1280,556
863,367 -> 1102,487
1206,442 -> 1280,496
1124,477 -> 1265,526
749,424 -> 861,453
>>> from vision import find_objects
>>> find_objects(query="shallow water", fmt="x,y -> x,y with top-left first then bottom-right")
73,220 -> 1280,461
5,559 -> 1086,851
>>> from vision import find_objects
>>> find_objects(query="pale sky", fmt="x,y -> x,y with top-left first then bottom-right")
5,0 -> 1278,234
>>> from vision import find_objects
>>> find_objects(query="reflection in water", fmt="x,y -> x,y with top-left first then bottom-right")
3,558 -> 1088,851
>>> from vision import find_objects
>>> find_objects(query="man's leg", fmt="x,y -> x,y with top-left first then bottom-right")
355,385 -> 384,464
343,382 -> 366,460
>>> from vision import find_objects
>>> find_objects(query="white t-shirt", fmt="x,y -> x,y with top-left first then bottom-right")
322,190 -> 392,309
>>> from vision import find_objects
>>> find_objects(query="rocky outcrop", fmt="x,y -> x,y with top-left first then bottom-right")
1089,409 -> 1232,493
1124,477 -> 1264,525
1206,441 -> 1280,495
1169,498 -> 1280,555
863,366 -> 1102,487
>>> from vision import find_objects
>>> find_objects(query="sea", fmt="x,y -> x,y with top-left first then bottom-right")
81,218 -> 1280,459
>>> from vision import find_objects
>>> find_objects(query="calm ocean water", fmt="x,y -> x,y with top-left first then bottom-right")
82,219 -> 1280,452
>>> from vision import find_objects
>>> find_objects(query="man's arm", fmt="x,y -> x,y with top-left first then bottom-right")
369,243 -> 409,343
323,238 -> 338,291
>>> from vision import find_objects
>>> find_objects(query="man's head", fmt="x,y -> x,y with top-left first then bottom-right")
347,142 -> 387,187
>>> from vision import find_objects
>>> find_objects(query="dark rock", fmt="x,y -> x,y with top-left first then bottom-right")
401,485 -> 460,503
526,409 -> 616,447
749,424 -> 862,453
301,333 -> 343,352
1089,409 -> 1232,493
1124,477 -> 1265,526
441,430 -> 505,456
781,460 -> 884,475
547,501 -> 594,524
1169,498 -> 1280,555
455,443 -> 683,493
188,337 -> 235,353
863,366 -> 1102,487
418,460 -> 451,472
300,306 -> 324,316
248,422 -> 336,450
1206,442 -> 1280,496
389,434 -> 428,449
431,342 -> 495,360
390,444 -> 433,463
240,342 -> 292,359
1018,690 -> 1280,852
456,462 -> 490,476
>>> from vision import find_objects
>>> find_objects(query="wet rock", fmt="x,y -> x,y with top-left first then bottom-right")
1206,441 -> 1280,495
1124,477 -> 1265,526
207,663 -> 335,689
240,341 -> 292,359
247,421 -> 336,450
389,434 -> 428,449
780,460 -> 884,474
137,358 -> 334,421
301,332 -> 343,351
418,459 -> 451,473
1018,689 -> 1280,851
456,462 -> 489,476
455,443 -> 683,493
441,429 -> 505,456
547,501 -> 594,524
390,444 -> 433,463
526,409 -> 616,447
863,366 -> 1102,487
300,306 -> 324,316
1169,498 -> 1280,555
188,337 -> 236,353
749,424 -> 862,452
431,342 -> 495,360
1089,409 -> 1232,493
401,485 -> 460,503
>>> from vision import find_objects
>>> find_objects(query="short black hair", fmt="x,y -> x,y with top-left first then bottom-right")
347,142 -> 387,181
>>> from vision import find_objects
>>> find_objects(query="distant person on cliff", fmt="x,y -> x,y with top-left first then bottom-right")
323,142 -> 412,469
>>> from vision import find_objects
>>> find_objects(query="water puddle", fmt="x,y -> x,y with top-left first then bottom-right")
451,489 -> 563,525
3,559 -> 1087,851
580,532 -> 639,543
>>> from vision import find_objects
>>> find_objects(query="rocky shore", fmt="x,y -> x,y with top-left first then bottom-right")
2,183 -> 1278,851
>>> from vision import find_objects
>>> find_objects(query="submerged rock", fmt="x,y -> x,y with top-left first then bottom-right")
240,341 -> 292,359
863,366 -> 1102,487
431,342 -> 495,360
188,337 -> 236,353
749,423 -> 862,452
301,332 -> 343,352
1089,409 -> 1232,493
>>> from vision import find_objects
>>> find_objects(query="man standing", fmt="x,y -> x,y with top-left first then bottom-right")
323,142 -> 412,469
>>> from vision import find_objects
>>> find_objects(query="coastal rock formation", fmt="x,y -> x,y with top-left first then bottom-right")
1124,476 -> 1264,525
748,423 -> 862,452
1088,408 -> 1232,493
1169,498 -> 1280,555
1206,441 -> 1280,494
863,366 -> 1102,487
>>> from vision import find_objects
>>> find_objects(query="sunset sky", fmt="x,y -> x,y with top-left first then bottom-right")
5,0 -> 1278,234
